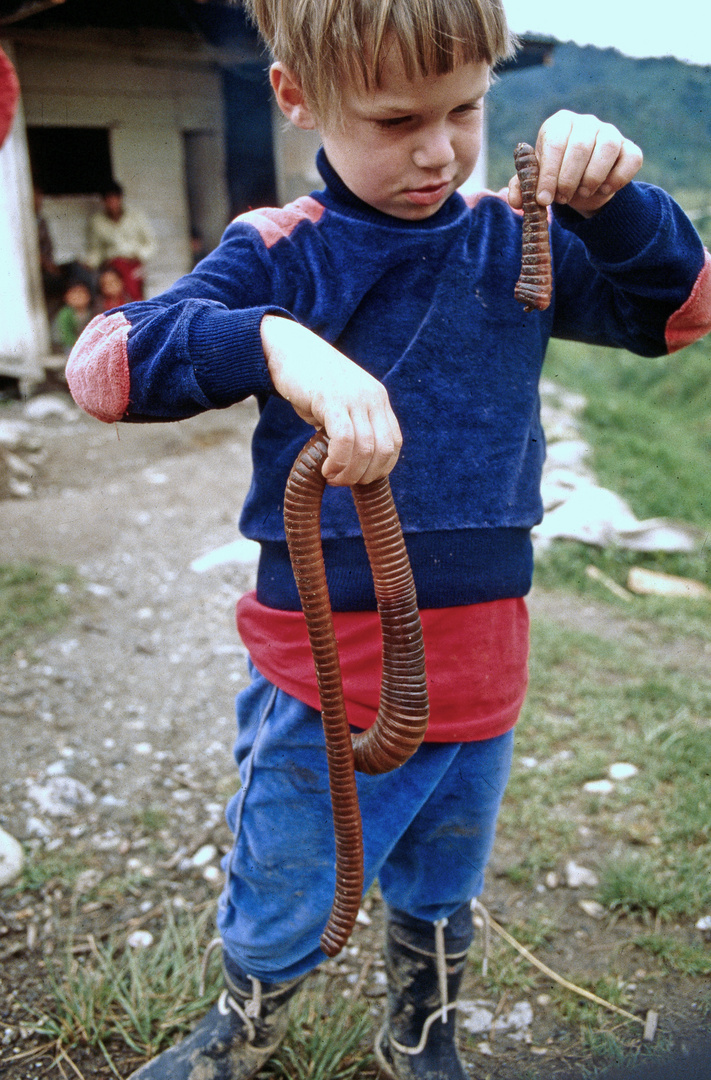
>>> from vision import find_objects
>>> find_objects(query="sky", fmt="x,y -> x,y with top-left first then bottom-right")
503,0 -> 711,67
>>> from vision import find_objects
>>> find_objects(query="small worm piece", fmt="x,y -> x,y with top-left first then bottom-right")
284,430 -> 429,957
514,142 -> 552,312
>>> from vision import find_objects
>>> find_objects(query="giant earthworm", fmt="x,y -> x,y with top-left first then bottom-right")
514,141 -> 552,312
284,430 -> 429,957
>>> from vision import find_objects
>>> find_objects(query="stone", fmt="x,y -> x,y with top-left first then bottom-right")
0,826 -> 24,887
27,775 -> 96,816
609,762 -> 638,781
583,779 -> 614,794
565,860 -> 599,888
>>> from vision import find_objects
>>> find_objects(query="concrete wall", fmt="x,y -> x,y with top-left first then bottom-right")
14,37 -> 230,298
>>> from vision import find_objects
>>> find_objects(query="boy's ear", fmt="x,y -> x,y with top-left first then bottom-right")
270,63 -> 318,130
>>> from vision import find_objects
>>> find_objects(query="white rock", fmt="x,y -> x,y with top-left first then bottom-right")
191,843 -> 218,867
578,900 -> 606,920
545,871 -> 560,890
142,469 -> 168,485
458,1001 -> 495,1035
0,827 -> 24,887
127,930 -> 154,949
4,450 -> 35,478
0,418 -> 34,449
695,915 -> 711,932
24,395 -> 77,422
494,1001 -> 534,1032
7,476 -> 32,497
565,860 -> 599,888
202,865 -> 222,883
74,869 -> 103,893
190,538 -> 261,573
583,779 -> 614,795
28,776 -> 96,816
609,762 -> 638,781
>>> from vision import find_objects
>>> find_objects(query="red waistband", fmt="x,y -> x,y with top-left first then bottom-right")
236,592 -> 529,742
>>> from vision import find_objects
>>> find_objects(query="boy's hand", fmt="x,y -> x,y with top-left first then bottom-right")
261,315 -> 402,486
508,110 -> 643,218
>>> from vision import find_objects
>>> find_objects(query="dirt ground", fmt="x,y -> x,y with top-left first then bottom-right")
1,390 -> 710,1080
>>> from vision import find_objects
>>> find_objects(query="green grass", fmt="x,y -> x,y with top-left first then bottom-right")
498,615 -> 711,919
30,905 -> 374,1079
34,905 -> 222,1066
0,561 -> 78,657
544,336 -> 711,528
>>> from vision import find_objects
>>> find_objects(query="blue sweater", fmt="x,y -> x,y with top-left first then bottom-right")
67,150 -> 708,611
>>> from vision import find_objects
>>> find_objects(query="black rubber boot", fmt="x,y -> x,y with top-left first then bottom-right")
127,959 -> 304,1080
375,905 -> 473,1080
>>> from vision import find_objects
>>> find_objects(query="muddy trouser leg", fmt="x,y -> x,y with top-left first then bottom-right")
150,664 -> 511,1079
371,722 -> 514,1079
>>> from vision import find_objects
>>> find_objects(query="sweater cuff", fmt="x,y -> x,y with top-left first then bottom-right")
551,182 -> 663,265
189,305 -> 289,406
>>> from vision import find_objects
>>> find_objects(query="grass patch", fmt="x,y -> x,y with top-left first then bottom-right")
0,561 -> 78,657
263,981 -> 374,1080
498,614 -> 711,919
35,905 -> 221,1064
544,336 -> 711,528
32,905 -> 376,1078
634,934 -> 711,976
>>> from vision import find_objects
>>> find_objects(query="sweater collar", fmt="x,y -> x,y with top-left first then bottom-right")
314,147 -> 466,229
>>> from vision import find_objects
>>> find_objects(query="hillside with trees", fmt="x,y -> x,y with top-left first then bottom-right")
488,40 -> 711,242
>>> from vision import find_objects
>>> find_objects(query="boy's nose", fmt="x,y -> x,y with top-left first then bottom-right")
412,125 -> 456,171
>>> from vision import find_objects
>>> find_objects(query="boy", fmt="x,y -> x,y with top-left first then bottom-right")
66,2 -> 711,1078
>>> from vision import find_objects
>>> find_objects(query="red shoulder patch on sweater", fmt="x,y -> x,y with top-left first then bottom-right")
666,249 -> 711,353
66,312 -> 131,423
237,197 -> 325,249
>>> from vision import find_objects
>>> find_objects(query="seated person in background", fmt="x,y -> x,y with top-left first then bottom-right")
85,181 -> 156,301
97,262 -> 130,311
51,280 -> 93,356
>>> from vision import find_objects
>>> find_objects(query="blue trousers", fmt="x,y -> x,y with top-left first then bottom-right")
217,662 -> 513,983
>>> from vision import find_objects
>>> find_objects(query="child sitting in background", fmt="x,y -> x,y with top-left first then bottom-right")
97,262 -> 130,311
51,280 -> 93,356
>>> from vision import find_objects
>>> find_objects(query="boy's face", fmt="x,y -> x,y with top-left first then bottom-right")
274,51 -> 490,221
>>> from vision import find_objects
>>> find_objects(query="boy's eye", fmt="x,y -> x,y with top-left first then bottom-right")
376,115 -> 413,129
452,102 -> 482,116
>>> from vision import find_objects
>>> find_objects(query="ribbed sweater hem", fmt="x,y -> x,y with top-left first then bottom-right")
255,527 -> 533,611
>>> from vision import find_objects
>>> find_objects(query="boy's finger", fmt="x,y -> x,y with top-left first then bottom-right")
534,111 -> 575,204
574,131 -> 624,198
355,408 -> 402,486
596,138 -> 644,195
544,114 -> 602,204
321,410 -> 358,485
507,174 -> 523,209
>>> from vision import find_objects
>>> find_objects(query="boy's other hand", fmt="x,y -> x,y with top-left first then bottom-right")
508,110 -> 643,218
261,315 -> 402,486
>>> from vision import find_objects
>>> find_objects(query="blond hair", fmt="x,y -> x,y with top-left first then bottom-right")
242,0 -> 516,117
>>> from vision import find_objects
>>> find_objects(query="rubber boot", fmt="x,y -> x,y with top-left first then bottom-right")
127,959 -> 304,1080
375,905 -> 473,1080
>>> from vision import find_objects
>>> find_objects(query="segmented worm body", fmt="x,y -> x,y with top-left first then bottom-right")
514,142 -> 552,312
284,431 -> 429,957
284,142 -> 553,955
